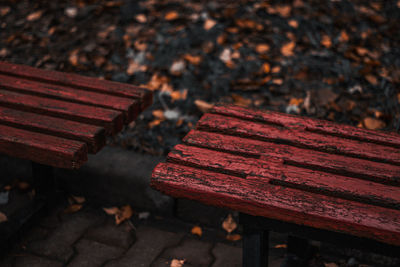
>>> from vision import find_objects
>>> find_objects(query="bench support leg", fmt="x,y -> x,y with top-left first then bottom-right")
32,162 -> 55,202
243,223 -> 269,267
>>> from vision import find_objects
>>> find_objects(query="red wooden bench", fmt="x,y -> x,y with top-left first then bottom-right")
151,104 -> 400,266
0,61 -> 152,248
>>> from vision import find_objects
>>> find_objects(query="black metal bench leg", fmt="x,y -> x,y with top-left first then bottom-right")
32,162 -> 55,202
243,223 -> 269,267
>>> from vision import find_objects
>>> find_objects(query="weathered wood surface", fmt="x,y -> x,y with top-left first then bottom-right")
151,104 -> 400,246
0,61 -> 151,168
0,61 -> 153,111
0,89 -> 123,134
0,107 -> 105,153
0,74 -> 140,122
0,124 -> 87,169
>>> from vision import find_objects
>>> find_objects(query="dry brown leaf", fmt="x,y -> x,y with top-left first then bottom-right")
289,98 -> 304,106
276,5 -> 291,18
281,41 -> 295,57
152,109 -> 165,120
339,30 -> 349,42
191,226 -> 202,237
271,66 -> 281,74
103,207 -> 120,215
261,63 -> 270,73
356,47 -> 369,56
127,60 -> 146,75
134,40 -> 147,51
365,74 -> 378,85
71,195 -> 85,204
170,259 -> 185,267
222,214 -> 237,233
170,89 -> 188,102
135,14 -> 147,23
0,6 -> 10,16
204,18 -> 216,30
272,79 -> 283,85
115,205 -> 133,225
274,244 -> 287,249
288,20 -> 298,28
232,94 -> 252,107
149,119 -> 162,128
195,100 -> 214,113
255,44 -> 270,54
0,212 -> 7,223
27,10 -> 43,21
165,11 -> 179,21
321,35 -> 332,48
64,204 -> 83,214
69,49 -> 79,66
226,234 -> 242,241
363,117 -> 385,130
17,181 -> 30,190
324,263 -> 339,267
184,54 -> 202,65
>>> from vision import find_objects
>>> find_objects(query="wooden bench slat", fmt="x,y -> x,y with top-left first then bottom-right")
0,124 -> 87,169
213,104 -> 400,148
0,89 -> 123,134
0,74 -> 139,123
0,61 -> 153,111
152,163 -> 400,246
0,107 -> 105,153
169,144 -> 400,209
198,114 -> 400,165
184,130 -> 400,185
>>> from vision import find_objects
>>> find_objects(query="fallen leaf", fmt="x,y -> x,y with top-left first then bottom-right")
165,11 -> 179,21
261,63 -> 270,73
0,48 -> 8,57
69,49 -> 79,66
191,226 -> 202,237
274,244 -> 287,249
17,181 -> 30,191
356,47 -> 369,56
170,89 -> 188,101
363,117 -> 385,130
71,195 -> 85,204
148,119 -> 162,128
324,263 -> 339,267
135,14 -> 147,23
276,5 -> 291,18
271,66 -> 281,73
64,204 -> 82,214
339,30 -> 349,42
272,79 -> 283,85
0,6 -> 11,16
281,41 -> 295,56
115,205 -> 133,225
288,19 -> 298,28
127,60 -> 147,75
365,74 -> 378,85
195,100 -> 214,113
226,234 -> 242,241
103,207 -> 120,215
0,212 -> 7,223
27,10 -> 43,21
170,259 -> 185,267
255,44 -> 270,54
183,54 -> 202,65
321,35 -> 332,48
289,98 -> 304,106
222,214 -> 237,233
232,94 -> 252,107
204,18 -> 216,30
152,109 -> 165,120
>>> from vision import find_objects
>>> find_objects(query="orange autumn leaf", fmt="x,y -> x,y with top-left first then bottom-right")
261,63 -> 271,73
288,19 -> 298,28
363,117 -> 385,130
170,259 -> 185,267
255,44 -> 270,53
191,226 -> 202,237
289,98 -> 304,106
165,11 -> 179,21
195,99 -> 214,113
321,35 -> 332,48
152,109 -> 165,120
27,10 -> 43,21
103,207 -> 120,215
184,54 -> 202,65
339,30 -> 349,42
204,18 -> 216,30
281,41 -> 295,56
115,205 -> 134,225
365,74 -> 378,85
274,244 -> 288,249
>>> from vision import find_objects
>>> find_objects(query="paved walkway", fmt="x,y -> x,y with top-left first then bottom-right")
0,205 -> 285,267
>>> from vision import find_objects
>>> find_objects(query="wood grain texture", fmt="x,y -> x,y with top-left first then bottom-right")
151,163 -> 400,246
0,89 -> 123,134
0,61 -> 153,111
0,74 -> 139,122
213,104 -> 400,148
197,113 -> 400,165
183,130 -> 400,185
0,124 -> 87,169
168,144 -> 400,209
0,107 -> 105,153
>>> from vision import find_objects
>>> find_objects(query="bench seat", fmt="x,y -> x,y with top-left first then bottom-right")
151,104 -> 400,250
0,61 -> 152,168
